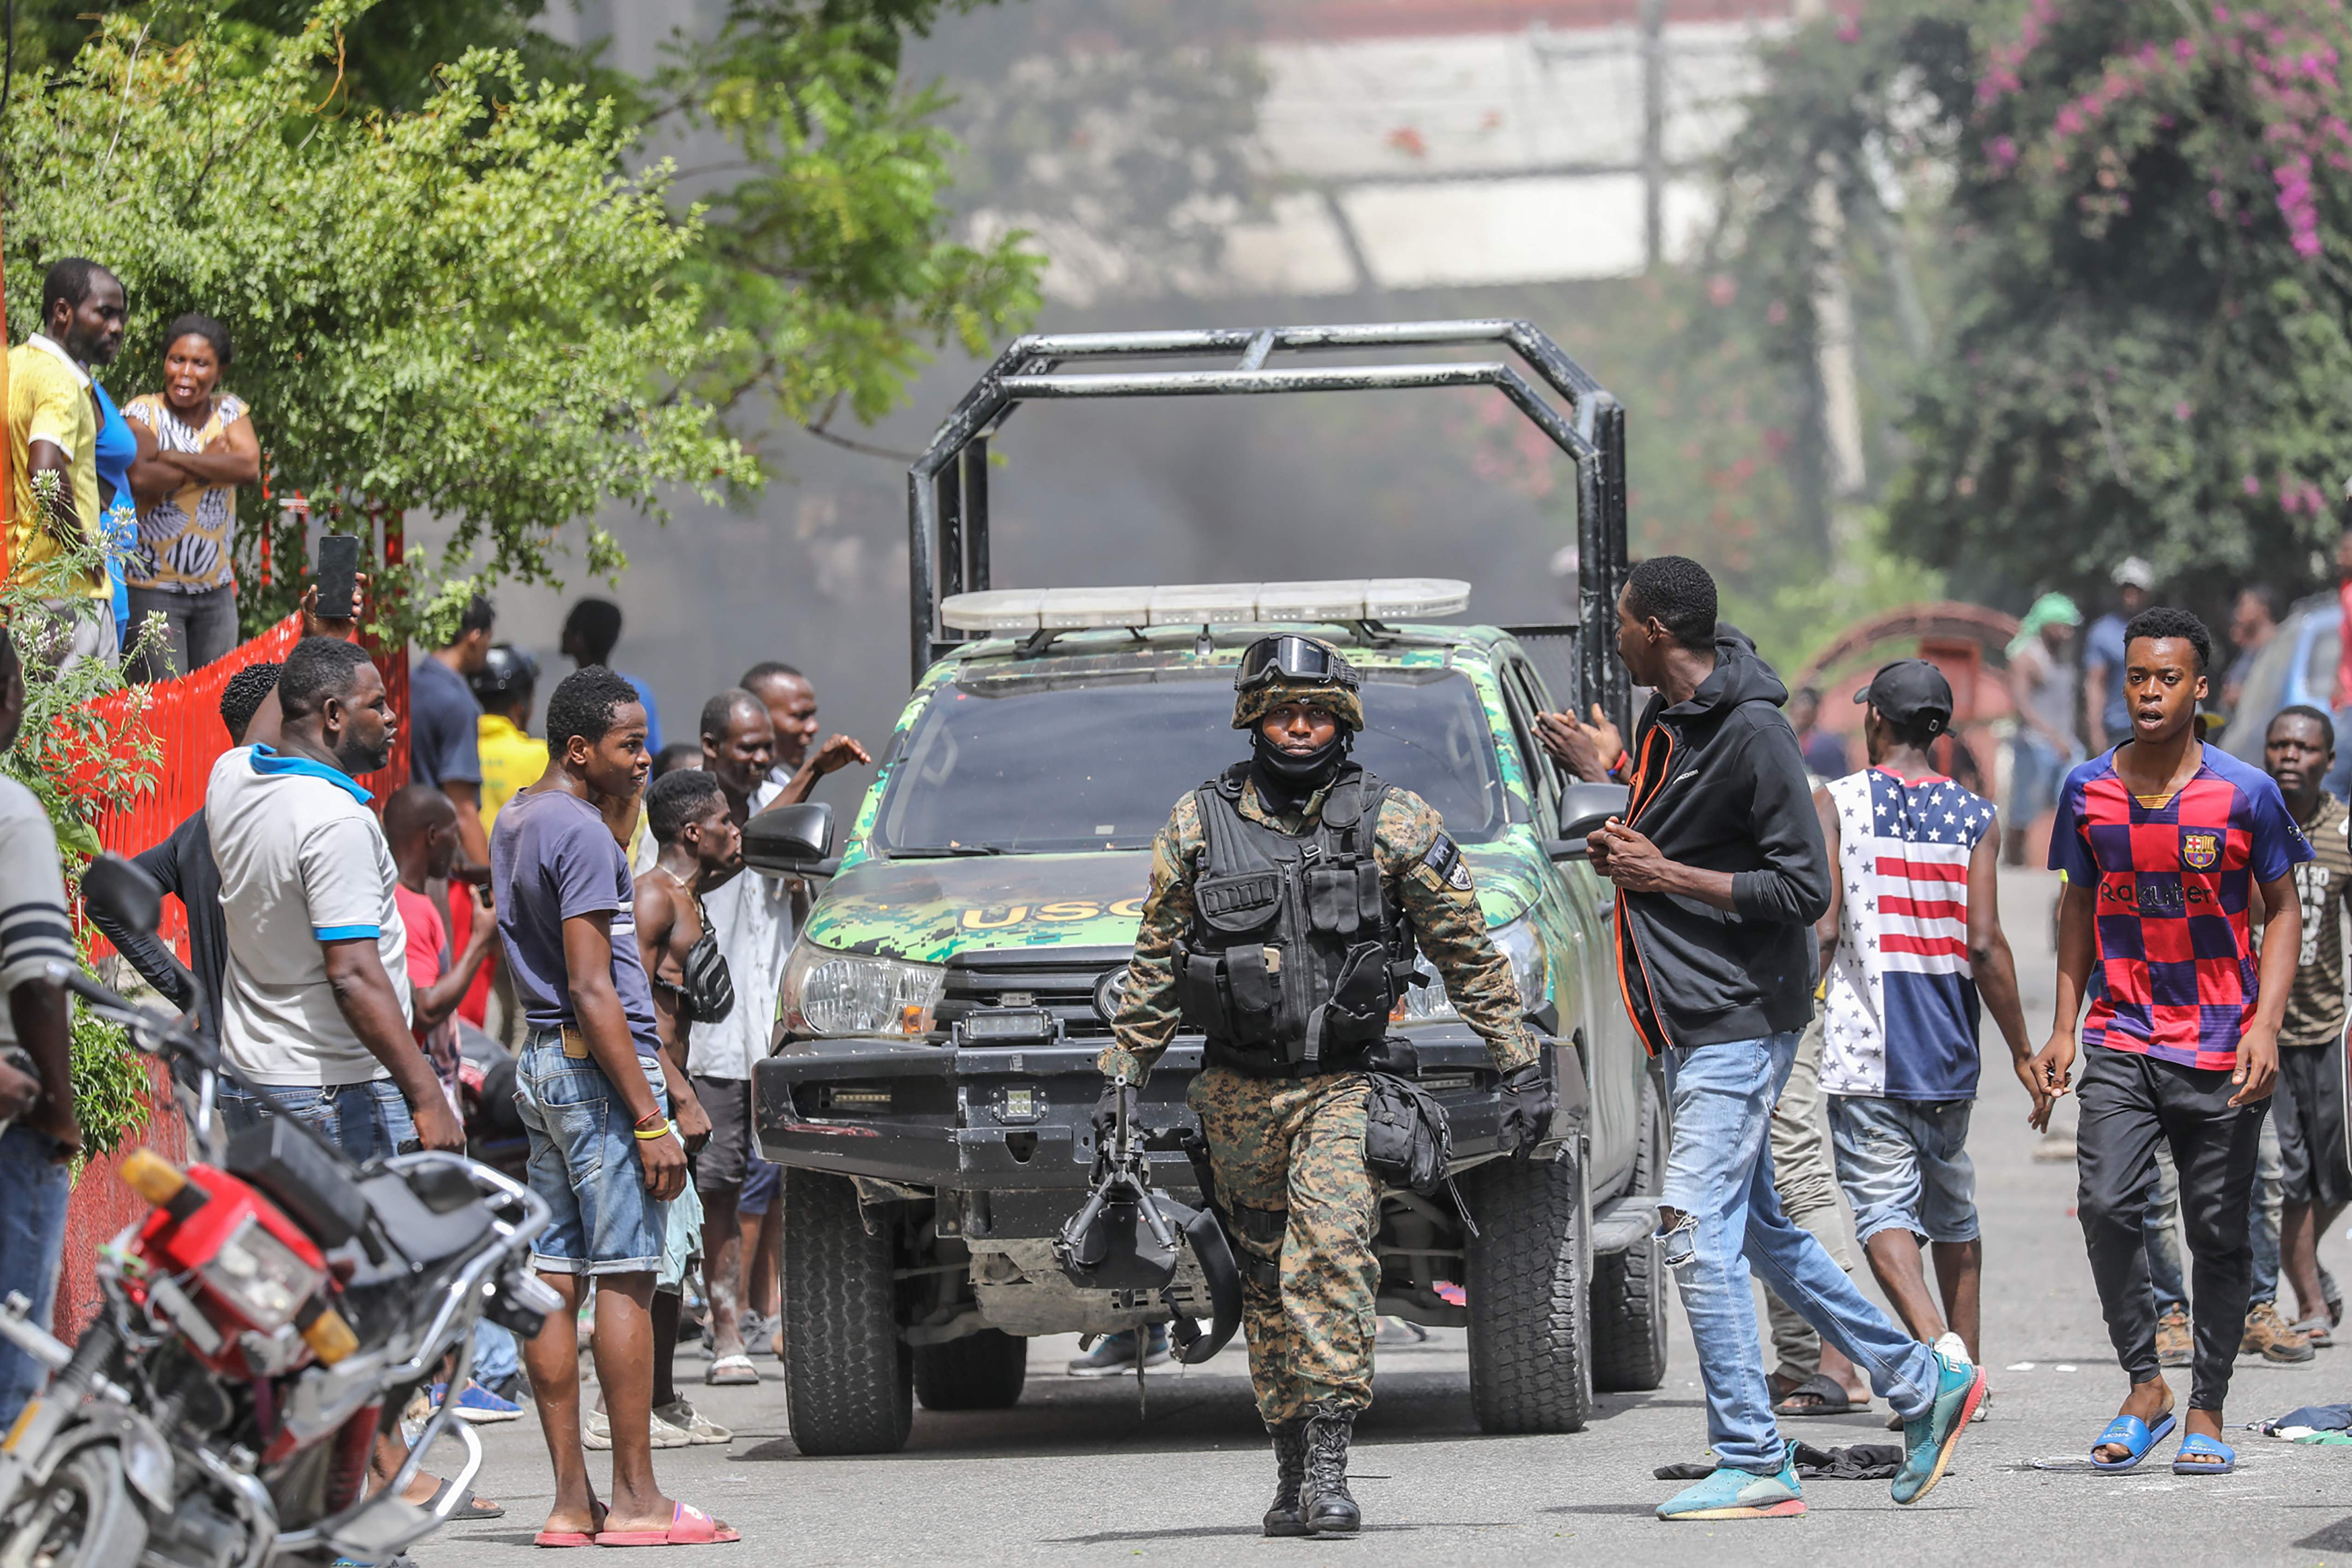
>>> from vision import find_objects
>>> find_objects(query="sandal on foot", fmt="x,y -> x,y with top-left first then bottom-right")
706,1354 -> 760,1386
2090,1412 -> 2176,1472
595,1502 -> 741,1546
424,1477 -> 504,1521
2173,1433 -> 2236,1475
1771,1372 -> 1861,1417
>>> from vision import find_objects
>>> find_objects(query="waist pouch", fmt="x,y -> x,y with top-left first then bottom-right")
678,928 -> 736,1026
1361,1071 -> 1452,1194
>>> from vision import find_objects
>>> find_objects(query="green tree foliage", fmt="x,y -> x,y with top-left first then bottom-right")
3,3 -> 759,626
1722,0 -> 2352,612
1,531 -> 165,1156
1,0 -> 1045,618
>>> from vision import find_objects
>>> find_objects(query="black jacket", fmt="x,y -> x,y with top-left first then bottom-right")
1611,638 -> 1830,1053
87,810 -> 224,1043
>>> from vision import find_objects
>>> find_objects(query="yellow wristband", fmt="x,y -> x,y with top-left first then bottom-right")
634,1124 -> 672,1141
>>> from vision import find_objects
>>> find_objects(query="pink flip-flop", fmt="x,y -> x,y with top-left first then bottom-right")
594,1502 -> 740,1547
535,1500 -> 606,1547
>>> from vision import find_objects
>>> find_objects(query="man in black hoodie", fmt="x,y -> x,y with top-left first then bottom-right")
1589,557 -> 1984,1521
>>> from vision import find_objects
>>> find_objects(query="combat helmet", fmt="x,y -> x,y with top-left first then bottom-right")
1232,634 -> 1364,732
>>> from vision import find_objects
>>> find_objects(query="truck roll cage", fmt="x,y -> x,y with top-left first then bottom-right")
906,320 -> 1632,729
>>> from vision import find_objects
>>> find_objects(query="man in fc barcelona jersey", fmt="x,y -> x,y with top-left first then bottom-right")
2034,606 -> 2310,1476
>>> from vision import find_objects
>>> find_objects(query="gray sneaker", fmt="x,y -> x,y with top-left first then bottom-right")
654,1399 -> 735,1445
1065,1326 -> 1171,1377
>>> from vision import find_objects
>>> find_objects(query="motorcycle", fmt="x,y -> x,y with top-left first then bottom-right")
0,854 -> 561,1568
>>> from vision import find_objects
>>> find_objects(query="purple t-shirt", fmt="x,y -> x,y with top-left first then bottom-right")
490,785 -> 661,1056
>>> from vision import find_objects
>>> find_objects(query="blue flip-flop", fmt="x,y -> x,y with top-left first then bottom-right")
2173,1432 -> 2237,1475
2090,1411 -> 2177,1471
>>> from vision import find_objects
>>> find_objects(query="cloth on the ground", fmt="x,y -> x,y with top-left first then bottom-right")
1654,1443 -> 1905,1482
2262,1402 -> 2352,1437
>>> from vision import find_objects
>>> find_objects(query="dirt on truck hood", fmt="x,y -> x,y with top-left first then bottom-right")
800,842 -> 1538,966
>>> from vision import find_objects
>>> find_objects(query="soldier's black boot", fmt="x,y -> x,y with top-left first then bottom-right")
1297,1399 -> 1361,1534
1263,1420 -> 1310,1537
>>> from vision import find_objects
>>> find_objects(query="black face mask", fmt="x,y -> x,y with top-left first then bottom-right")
1249,730 -> 1349,809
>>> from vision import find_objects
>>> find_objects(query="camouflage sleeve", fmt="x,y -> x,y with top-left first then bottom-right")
1100,793 -> 1203,1084
1377,790 -> 1539,1073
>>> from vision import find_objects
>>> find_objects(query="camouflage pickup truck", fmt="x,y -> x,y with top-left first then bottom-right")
744,322 -> 1667,1456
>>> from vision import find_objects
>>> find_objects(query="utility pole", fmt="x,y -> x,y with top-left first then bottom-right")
1640,0 -> 1667,268
1791,0 -> 1868,579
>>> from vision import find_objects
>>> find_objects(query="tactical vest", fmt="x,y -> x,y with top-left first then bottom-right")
1172,763 -> 1418,1071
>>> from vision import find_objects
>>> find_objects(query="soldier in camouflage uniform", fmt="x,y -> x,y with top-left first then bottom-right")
1098,634 -> 1553,1537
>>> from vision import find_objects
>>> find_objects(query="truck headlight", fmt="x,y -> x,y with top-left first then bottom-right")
1391,915 -> 1547,1027
782,941 -> 946,1038
200,1214 -> 325,1333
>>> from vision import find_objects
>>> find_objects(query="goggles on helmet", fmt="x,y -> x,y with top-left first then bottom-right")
1235,635 -> 1360,694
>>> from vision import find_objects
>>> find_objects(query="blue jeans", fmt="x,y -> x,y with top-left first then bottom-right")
1660,1033 -> 1943,1473
472,1319 -> 520,1385
0,1127 -> 72,1429
216,1079 -> 417,1161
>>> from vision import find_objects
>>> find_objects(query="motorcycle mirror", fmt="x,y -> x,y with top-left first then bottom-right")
82,853 -> 165,938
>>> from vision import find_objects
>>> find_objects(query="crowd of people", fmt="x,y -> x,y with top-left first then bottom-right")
1521,555 -> 2346,1516
0,546 -> 874,1541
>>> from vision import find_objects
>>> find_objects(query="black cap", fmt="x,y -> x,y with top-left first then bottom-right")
1853,658 -> 1953,734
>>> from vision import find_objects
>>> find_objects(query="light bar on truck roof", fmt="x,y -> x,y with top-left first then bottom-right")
937,578 -> 1472,633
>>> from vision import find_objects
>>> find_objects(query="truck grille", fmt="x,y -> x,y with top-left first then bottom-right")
938,945 -> 1131,1042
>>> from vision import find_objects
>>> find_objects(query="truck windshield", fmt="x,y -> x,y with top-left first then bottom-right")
874,667 -> 1512,855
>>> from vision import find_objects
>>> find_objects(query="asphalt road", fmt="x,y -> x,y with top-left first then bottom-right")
416,870 -> 2352,1567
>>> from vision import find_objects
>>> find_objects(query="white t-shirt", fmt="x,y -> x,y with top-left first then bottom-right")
0,778 -> 73,1048
690,778 -> 796,1081
207,746 -> 411,1086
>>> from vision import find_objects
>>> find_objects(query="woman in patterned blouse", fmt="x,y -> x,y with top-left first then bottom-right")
124,312 -> 259,680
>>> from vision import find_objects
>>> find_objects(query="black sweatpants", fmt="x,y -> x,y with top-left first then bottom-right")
2076,1043 -> 2268,1411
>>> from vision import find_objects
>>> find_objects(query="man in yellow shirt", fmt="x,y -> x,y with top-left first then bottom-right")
471,643 -> 546,836
8,259 -> 125,662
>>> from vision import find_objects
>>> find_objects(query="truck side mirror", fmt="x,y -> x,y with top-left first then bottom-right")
1546,781 -> 1630,861
742,802 -> 837,878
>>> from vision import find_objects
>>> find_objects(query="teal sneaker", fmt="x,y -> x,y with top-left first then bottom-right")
1891,1349 -> 1987,1505
1656,1457 -> 1805,1520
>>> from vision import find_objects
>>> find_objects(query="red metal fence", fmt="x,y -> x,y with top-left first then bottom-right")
57,618 -> 410,1336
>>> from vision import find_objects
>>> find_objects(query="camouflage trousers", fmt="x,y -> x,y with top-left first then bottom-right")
1187,1064 -> 1378,1425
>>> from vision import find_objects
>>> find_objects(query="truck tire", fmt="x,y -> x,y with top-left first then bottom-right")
1463,1147 -> 1593,1434
781,1171 -> 913,1455
12,1446 -> 150,1568
1591,1074 -> 1670,1391
913,1329 -> 1029,1411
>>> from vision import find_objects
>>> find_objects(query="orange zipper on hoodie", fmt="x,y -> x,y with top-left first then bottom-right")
1612,723 -> 1675,1056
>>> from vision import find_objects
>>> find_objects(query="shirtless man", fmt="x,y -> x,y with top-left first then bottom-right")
634,769 -> 744,1061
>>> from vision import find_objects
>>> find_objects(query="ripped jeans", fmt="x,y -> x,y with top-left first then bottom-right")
1659,1032 -> 1943,1473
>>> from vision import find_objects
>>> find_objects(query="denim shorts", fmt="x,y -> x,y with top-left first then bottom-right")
217,1079 -> 418,1162
1827,1093 -> 1980,1246
513,1029 -> 670,1276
